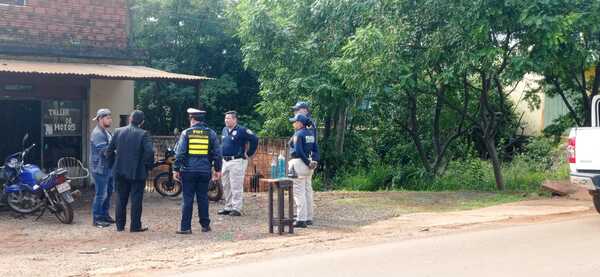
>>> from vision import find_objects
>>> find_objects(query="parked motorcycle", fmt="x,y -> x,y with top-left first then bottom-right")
152,137 -> 222,201
1,135 -> 77,224
152,146 -> 182,197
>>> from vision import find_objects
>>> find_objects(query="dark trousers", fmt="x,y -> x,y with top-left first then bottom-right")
180,172 -> 211,231
115,176 -> 145,231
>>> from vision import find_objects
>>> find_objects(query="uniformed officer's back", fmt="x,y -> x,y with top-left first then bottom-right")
176,124 -> 220,173
174,108 -> 222,234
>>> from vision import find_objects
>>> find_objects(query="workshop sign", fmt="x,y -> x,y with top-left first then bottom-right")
43,100 -> 82,137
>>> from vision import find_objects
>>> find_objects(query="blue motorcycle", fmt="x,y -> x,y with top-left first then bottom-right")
0,135 -> 76,224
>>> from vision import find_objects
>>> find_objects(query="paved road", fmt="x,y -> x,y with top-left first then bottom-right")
179,215 -> 600,277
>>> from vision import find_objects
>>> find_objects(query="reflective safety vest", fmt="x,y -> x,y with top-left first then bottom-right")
188,129 -> 210,155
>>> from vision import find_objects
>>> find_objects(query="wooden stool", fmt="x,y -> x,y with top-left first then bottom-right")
264,178 -> 294,234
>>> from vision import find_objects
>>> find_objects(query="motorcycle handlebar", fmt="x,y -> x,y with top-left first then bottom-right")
25,144 -> 36,152
21,144 -> 36,159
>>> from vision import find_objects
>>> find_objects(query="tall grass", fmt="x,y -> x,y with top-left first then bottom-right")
333,164 -> 394,191
425,156 -> 566,192
329,137 -> 568,193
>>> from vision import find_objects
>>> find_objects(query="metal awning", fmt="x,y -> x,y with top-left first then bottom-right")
0,59 -> 211,82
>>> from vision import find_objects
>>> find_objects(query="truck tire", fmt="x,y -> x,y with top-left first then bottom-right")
593,192 -> 600,214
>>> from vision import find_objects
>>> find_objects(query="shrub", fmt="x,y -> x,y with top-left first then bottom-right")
430,159 -> 495,191
334,163 -> 394,191
518,136 -> 559,171
502,157 -> 547,192
340,172 -> 373,191
329,136 -> 568,193
311,173 -> 325,192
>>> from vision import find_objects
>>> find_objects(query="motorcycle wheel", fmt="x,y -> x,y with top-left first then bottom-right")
154,172 -> 182,197
6,189 -> 43,214
54,195 -> 74,224
208,179 -> 223,202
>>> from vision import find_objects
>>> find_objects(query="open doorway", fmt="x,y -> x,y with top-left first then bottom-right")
0,100 -> 42,166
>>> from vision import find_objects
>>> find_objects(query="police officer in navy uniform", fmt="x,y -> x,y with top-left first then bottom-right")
173,108 -> 222,234
218,111 -> 259,217
288,114 -> 320,228
291,101 -> 317,137
291,102 -> 318,225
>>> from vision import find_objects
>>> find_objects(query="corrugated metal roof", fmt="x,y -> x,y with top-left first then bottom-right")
0,59 -> 211,81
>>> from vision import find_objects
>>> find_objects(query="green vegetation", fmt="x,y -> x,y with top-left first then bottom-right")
130,0 -> 591,192
325,137 -> 567,193
131,0 -> 261,132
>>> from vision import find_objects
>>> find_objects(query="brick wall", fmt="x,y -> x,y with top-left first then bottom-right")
150,136 -> 290,192
0,0 -> 129,50
243,138 -> 290,191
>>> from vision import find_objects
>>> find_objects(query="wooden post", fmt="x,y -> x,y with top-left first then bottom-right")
278,184 -> 284,235
268,183 -> 274,234
288,181 -> 294,234
265,178 -> 294,235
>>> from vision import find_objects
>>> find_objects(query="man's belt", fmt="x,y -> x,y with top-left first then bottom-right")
223,155 -> 245,161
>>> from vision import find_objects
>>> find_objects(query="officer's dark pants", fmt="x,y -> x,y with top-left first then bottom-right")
115,176 -> 145,231
180,172 -> 211,231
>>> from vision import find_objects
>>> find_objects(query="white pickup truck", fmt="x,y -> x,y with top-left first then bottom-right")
569,95 -> 600,212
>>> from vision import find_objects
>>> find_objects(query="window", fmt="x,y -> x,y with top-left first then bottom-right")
0,0 -> 26,6
120,115 -> 128,127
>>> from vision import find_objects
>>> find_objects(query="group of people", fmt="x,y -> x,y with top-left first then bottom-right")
88,101 -> 319,234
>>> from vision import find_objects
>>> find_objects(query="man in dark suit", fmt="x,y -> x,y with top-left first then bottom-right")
106,110 -> 155,232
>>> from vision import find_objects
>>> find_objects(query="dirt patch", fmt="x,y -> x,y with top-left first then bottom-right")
0,189 -> 585,277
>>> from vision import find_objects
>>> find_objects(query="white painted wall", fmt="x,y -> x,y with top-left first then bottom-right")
508,74 -> 545,136
88,79 -> 134,135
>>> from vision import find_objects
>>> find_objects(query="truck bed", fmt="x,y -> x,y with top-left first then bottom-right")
569,127 -> 600,190
570,128 -> 600,171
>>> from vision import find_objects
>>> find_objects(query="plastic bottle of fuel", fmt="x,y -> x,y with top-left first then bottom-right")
277,152 -> 286,178
271,156 -> 278,179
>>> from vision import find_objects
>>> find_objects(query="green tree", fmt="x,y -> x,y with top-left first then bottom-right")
235,0 -> 529,190
333,1 -> 472,177
451,0 -> 530,190
235,0 -> 377,175
131,0 -> 261,133
334,0 -> 527,190
520,0 -> 600,128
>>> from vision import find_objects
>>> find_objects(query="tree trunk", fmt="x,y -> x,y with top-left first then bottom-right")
551,77 -> 583,126
580,82 -> 592,127
485,139 -> 504,190
322,112 -> 333,188
334,105 -> 347,155
323,113 -> 332,143
478,72 -> 505,190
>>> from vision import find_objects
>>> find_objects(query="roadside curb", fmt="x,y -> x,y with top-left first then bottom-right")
362,200 -> 592,231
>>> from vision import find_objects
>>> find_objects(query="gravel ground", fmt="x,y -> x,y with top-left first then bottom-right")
0,188 -> 533,276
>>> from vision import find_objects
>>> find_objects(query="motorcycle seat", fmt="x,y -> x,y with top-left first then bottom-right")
36,171 -> 49,182
41,168 -> 67,182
